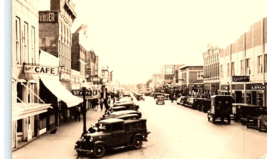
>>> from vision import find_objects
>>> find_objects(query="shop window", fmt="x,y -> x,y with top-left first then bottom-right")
231,62 -> 235,76
17,119 -> 23,132
246,93 -> 251,104
15,17 -> 21,65
257,94 -> 263,106
227,63 -> 230,77
240,60 -> 244,75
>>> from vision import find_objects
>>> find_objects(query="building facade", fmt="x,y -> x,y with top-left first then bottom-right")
202,43 -> 220,97
219,17 -> 267,106
179,65 -> 204,96
12,0 -> 51,149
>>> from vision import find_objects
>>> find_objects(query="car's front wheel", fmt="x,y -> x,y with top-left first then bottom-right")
93,144 -> 106,158
133,136 -> 142,149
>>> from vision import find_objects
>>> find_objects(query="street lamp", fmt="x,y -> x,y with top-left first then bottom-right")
227,82 -> 230,95
81,81 -> 87,136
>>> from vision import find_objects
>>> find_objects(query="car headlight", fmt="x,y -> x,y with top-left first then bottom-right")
89,137 -> 93,142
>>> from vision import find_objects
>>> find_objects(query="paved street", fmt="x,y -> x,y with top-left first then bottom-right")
12,97 -> 267,159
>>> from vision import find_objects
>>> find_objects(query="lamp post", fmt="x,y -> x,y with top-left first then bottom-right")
81,81 -> 87,136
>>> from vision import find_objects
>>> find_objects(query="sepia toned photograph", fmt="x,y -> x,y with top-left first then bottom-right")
10,0 -> 267,158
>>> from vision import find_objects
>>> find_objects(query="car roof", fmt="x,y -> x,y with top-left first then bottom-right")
232,103 -> 261,107
111,106 -> 126,109
99,118 -> 124,124
124,119 -> 147,124
110,110 -> 137,115
116,114 -> 138,119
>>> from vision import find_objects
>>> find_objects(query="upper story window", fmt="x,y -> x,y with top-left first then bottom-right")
231,62 -> 235,76
246,58 -> 250,75
15,17 -> 21,65
30,26 -> 35,64
24,22 -> 29,63
258,55 -> 262,73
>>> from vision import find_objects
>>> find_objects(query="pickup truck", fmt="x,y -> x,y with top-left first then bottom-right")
75,118 -> 150,158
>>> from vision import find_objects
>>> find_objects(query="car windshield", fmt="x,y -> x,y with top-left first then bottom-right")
158,96 -> 164,100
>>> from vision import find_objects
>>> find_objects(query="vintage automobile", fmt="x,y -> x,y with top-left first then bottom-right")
113,101 -> 139,110
196,98 -> 205,111
201,99 -> 211,112
154,93 -> 163,99
207,95 -> 233,124
177,96 -> 188,106
115,97 -> 133,103
75,118 -> 150,158
135,93 -> 145,101
88,114 -> 140,134
144,91 -> 151,96
163,93 -> 170,100
99,110 -> 142,121
232,103 -> 267,125
156,96 -> 165,105
187,98 -> 199,109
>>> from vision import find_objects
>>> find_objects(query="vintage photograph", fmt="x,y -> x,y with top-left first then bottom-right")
11,0 -> 267,158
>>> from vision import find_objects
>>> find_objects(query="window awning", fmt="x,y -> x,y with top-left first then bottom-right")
40,77 -> 83,108
12,103 -> 52,121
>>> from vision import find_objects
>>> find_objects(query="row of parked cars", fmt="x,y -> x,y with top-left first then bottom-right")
176,95 -> 267,132
74,95 -> 150,158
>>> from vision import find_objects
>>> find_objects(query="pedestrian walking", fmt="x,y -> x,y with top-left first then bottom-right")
104,98 -> 110,114
75,106 -> 81,121
100,98 -> 103,112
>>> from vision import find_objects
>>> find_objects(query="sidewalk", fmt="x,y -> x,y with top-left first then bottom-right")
12,107 -> 105,153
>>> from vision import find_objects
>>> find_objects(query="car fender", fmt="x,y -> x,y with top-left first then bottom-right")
131,133 -> 143,143
94,140 -> 106,146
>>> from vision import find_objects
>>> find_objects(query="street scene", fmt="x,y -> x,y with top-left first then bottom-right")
10,0 -> 267,159
12,94 -> 267,159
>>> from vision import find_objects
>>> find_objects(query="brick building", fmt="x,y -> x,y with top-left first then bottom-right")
219,17 -> 267,106
12,0 -> 51,149
38,0 -> 83,128
179,65 -> 204,96
202,43 -> 220,97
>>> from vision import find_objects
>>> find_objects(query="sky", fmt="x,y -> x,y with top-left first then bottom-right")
38,0 -> 267,85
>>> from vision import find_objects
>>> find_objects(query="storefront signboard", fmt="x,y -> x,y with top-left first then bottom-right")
71,89 -> 92,96
24,65 -> 58,75
87,76 -> 102,84
232,76 -> 250,82
251,84 -> 266,90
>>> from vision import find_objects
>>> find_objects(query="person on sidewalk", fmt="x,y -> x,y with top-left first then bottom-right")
75,106 -> 81,121
100,98 -> 103,112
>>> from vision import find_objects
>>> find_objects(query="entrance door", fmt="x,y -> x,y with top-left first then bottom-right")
235,91 -> 242,103
252,91 -> 257,105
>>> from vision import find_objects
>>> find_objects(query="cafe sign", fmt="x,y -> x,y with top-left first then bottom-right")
87,76 -> 102,84
24,65 -> 58,75
232,76 -> 250,82
251,84 -> 266,90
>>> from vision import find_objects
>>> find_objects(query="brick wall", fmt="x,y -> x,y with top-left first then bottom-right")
246,26 -> 252,49
253,20 -> 261,47
264,17 -> 267,43
237,35 -> 243,52
39,23 -> 59,57
189,72 -> 197,83
71,33 -> 80,71
232,42 -> 236,54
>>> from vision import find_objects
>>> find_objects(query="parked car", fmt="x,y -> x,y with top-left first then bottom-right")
184,97 -> 193,107
197,98 -> 205,111
207,95 -> 233,124
232,103 -> 267,125
99,110 -> 142,121
88,114 -> 140,133
188,98 -> 199,109
177,96 -> 188,106
201,99 -> 211,112
75,118 -> 150,158
156,96 -> 165,105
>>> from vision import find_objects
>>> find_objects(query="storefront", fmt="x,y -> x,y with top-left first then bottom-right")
38,50 -> 83,129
